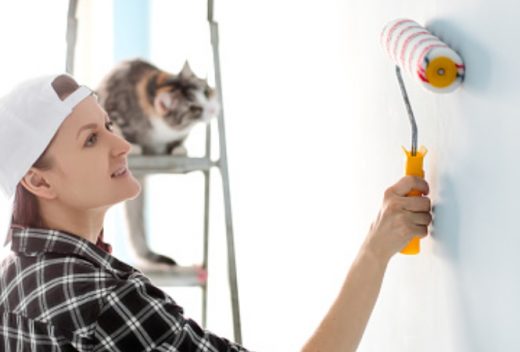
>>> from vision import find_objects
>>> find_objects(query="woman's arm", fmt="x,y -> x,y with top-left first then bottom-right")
302,176 -> 432,352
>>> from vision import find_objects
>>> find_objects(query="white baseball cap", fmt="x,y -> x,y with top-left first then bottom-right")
0,74 -> 92,198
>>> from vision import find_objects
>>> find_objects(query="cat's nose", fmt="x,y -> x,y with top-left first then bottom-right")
208,106 -> 218,116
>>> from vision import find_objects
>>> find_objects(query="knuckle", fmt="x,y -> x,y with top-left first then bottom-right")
405,224 -> 416,237
420,214 -> 429,225
409,197 -> 431,212
387,199 -> 402,212
411,177 -> 426,194
417,226 -> 428,236
399,224 -> 410,237
404,175 -> 416,183
416,197 -> 427,208
397,211 -> 408,225
384,187 -> 394,199
406,197 -> 420,210
422,197 -> 432,211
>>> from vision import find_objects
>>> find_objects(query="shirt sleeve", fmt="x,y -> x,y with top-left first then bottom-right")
93,275 -> 249,352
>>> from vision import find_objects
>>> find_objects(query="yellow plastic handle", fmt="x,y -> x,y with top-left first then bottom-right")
400,146 -> 427,255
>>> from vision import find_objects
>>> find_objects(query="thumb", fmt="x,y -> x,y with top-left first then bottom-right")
389,176 -> 429,197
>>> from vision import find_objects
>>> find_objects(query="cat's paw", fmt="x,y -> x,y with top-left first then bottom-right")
134,252 -> 178,271
171,145 -> 188,156
148,253 -> 177,266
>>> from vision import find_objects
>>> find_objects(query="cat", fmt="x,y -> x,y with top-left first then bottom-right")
97,59 -> 219,155
96,59 -> 219,269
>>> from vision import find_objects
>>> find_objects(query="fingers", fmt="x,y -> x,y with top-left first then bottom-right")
407,211 -> 432,226
408,224 -> 429,238
384,176 -> 431,212
398,213 -> 430,240
402,196 -> 431,213
395,211 -> 431,237
385,177 -> 433,240
366,177 -> 433,259
387,176 -> 429,197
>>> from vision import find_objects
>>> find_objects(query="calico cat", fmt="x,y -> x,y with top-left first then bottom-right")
97,59 -> 219,155
96,59 -> 219,269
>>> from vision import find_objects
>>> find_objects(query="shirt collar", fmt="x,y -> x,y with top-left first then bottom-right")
8,226 -> 134,275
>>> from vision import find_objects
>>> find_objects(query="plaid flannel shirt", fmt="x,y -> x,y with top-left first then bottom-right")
0,227 -> 249,352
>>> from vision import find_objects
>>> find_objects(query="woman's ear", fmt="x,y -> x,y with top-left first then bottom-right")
20,168 -> 57,200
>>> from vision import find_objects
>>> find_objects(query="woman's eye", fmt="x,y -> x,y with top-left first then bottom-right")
105,121 -> 114,131
85,121 -> 114,147
85,133 -> 98,147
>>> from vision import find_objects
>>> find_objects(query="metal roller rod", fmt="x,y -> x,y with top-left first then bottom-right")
395,66 -> 418,156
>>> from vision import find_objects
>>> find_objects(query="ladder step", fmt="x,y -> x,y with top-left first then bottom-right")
136,265 -> 207,287
128,155 -> 217,175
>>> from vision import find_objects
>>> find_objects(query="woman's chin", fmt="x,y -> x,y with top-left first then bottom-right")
103,175 -> 142,206
125,180 -> 142,201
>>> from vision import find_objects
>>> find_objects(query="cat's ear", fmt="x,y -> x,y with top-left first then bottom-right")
180,61 -> 194,78
154,92 -> 178,115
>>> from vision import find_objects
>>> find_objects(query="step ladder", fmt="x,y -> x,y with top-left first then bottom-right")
66,0 -> 242,343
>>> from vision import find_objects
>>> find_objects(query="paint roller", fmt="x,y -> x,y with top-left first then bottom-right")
380,19 -> 465,254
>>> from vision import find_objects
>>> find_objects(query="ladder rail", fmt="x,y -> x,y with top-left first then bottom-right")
208,0 -> 242,344
201,125 -> 211,327
66,0 -> 78,74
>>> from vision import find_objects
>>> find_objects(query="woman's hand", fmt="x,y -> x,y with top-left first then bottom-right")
302,176 -> 433,352
363,176 -> 432,264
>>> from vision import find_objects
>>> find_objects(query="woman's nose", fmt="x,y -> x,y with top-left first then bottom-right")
110,133 -> 132,157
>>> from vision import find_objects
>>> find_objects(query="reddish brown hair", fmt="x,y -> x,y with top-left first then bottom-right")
9,75 -> 79,231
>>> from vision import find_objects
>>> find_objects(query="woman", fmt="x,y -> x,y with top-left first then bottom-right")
0,74 -> 432,351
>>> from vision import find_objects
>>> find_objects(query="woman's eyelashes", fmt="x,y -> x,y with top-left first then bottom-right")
105,120 -> 114,131
84,120 -> 115,147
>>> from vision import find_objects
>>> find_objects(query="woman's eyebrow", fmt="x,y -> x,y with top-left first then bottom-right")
76,123 -> 98,139
76,114 -> 111,140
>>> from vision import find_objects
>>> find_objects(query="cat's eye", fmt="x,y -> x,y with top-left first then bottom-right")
190,106 -> 203,114
204,87 -> 211,98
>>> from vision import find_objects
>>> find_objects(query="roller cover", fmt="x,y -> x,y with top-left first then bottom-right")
381,19 -> 465,93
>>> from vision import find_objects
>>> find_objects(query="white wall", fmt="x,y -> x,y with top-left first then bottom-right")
1,1 -> 518,351
217,0 -> 520,351
0,0 -> 69,243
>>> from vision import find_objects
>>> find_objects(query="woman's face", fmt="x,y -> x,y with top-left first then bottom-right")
40,95 -> 141,210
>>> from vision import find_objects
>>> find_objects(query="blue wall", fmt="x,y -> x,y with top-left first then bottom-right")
113,0 -> 150,62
